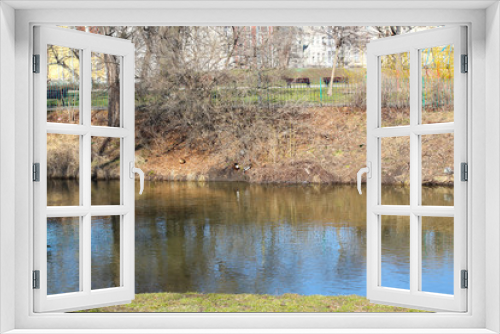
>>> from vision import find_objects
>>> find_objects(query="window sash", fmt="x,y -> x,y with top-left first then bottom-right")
365,26 -> 467,312
32,26 -> 136,313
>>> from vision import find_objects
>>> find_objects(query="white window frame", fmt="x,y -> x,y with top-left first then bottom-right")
366,26 -> 467,312
1,2 -> 499,333
33,26 -> 136,313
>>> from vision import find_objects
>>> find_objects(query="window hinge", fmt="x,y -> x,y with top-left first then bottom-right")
33,54 -> 40,73
461,54 -> 468,73
33,163 -> 40,182
33,270 -> 40,289
461,270 -> 468,289
461,162 -> 468,181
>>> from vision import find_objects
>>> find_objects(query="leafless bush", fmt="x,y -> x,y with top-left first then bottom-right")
43,26 -> 452,185
127,27 -> 309,157
47,134 -> 79,179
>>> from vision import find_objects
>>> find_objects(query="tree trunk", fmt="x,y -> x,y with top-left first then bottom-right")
104,53 -> 120,127
98,53 -> 120,156
224,27 -> 240,69
140,27 -> 153,86
327,47 -> 340,96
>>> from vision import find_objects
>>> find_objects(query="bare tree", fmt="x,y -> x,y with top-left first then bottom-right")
310,26 -> 368,96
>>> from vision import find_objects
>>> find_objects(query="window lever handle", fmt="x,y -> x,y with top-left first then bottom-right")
357,162 -> 372,195
129,161 -> 145,195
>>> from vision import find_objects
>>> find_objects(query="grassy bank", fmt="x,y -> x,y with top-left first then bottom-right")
80,292 -> 424,313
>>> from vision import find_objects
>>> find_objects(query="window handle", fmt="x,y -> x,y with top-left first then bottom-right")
357,162 -> 371,195
129,161 -> 145,195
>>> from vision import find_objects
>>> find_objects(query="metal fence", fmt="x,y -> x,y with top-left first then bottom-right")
209,76 -> 452,109
210,80 -> 364,109
47,74 -> 454,112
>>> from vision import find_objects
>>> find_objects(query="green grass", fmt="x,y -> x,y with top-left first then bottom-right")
47,91 -> 108,108
79,292 -> 426,313
49,87 -> 356,108
47,92 -> 81,108
212,87 -> 352,105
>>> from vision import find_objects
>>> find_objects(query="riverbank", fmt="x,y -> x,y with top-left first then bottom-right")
80,292 -> 424,313
48,106 -> 454,185
138,106 -> 453,185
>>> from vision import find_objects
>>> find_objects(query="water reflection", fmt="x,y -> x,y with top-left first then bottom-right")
47,217 -> 79,295
47,181 -> 454,296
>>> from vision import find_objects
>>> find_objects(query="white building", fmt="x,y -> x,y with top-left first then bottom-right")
298,26 -> 368,69
301,27 -> 337,68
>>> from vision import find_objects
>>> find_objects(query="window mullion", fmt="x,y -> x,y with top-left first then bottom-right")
82,48 -> 91,207
409,47 -> 420,295
82,48 -> 92,294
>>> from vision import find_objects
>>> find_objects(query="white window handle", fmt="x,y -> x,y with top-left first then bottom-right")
357,162 -> 372,195
129,161 -> 145,195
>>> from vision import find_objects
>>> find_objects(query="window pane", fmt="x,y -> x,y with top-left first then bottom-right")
421,133 -> 454,206
91,215 -> 121,290
91,137 -> 120,205
381,215 -> 410,290
421,187 -> 454,206
380,52 -> 410,127
92,52 -> 121,127
47,134 -> 80,206
421,217 -> 454,295
47,217 -> 80,295
381,137 -> 410,205
421,45 -> 454,124
47,45 -> 80,124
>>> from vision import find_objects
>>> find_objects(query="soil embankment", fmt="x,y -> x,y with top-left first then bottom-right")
47,106 -> 454,185
134,107 -> 454,185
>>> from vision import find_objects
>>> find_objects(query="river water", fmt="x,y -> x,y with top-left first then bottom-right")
47,180 -> 454,296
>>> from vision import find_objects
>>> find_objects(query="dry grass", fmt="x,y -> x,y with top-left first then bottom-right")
47,109 -> 121,180
47,106 -> 454,186
140,106 -> 454,185
47,133 -> 80,179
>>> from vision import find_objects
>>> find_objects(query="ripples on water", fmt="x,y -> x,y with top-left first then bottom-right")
47,180 -> 454,297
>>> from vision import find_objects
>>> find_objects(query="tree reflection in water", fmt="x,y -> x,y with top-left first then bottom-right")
47,181 -> 454,296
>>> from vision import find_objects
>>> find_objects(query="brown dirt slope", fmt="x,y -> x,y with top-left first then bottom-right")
47,106 -> 454,185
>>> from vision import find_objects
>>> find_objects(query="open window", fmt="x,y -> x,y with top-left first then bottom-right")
33,26 -> 141,312
1,0 -> 495,329
362,26 -> 467,312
